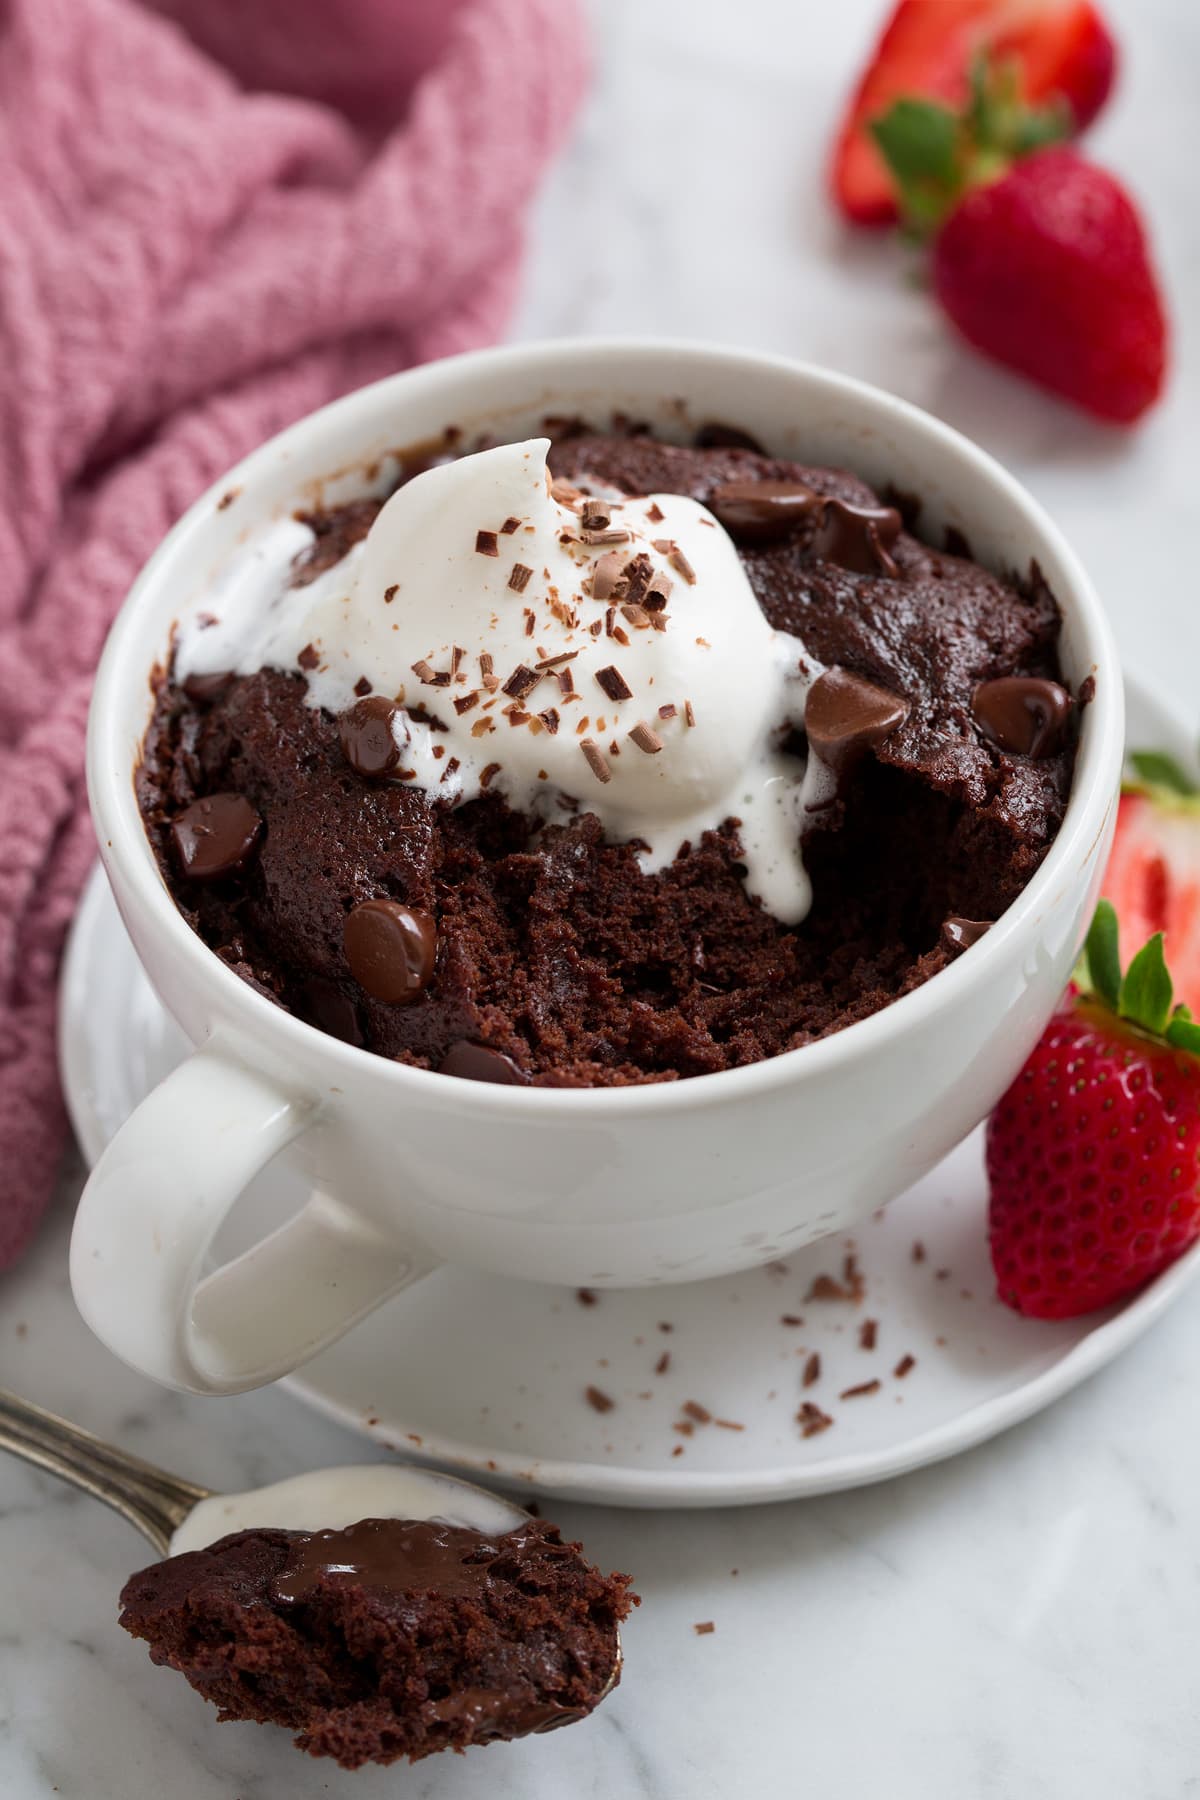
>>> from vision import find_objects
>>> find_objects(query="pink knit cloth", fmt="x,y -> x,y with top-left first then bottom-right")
0,0 -> 587,1266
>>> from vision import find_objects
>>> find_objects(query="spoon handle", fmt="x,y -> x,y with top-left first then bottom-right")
0,1387 -> 210,1557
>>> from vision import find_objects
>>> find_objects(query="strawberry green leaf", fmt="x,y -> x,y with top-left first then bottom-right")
869,100 -> 962,234
1166,1010 -> 1200,1055
1118,931 -> 1173,1036
1084,899 -> 1121,1011
1127,749 -> 1198,797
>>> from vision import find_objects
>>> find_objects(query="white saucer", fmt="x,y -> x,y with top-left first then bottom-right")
60,677 -> 1200,1509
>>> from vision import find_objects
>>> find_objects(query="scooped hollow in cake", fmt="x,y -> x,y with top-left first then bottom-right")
118,1517 -> 634,1769
137,423 -> 1079,1085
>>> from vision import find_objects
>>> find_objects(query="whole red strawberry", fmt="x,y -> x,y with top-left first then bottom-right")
868,59 -> 1168,422
987,900 -> 1200,1319
933,146 -> 1166,423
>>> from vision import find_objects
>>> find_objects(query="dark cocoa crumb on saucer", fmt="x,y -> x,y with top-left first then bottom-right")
585,1386 -> 614,1413
802,1352 -> 821,1388
894,1354 -> 916,1378
797,1402 -> 834,1438
840,1380 -> 882,1400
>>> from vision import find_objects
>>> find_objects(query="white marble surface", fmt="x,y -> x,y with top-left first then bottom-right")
3,0 -> 1199,1794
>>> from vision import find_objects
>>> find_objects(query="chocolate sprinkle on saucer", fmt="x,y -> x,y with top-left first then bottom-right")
343,900 -> 437,1004
171,794 -> 263,882
972,676 -> 1073,758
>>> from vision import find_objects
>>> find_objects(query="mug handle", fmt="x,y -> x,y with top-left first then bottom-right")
69,1042 -> 437,1395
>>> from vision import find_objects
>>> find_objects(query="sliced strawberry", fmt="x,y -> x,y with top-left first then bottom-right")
830,0 -> 1117,226
1102,755 -> 1200,1014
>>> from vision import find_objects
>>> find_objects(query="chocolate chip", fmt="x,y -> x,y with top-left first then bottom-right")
709,479 -> 823,543
299,978 -> 363,1046
972,677 -> 1073,758
343,900 -> 437,1004
804,668 -> 909,772
439,1042 -> 529,1084
942,917 -> 992,953
181,669 -> 233,704
812,497 -> 903,578
694,422 -> 764,453
337,696 -> 403,779
170,794 -> 263,881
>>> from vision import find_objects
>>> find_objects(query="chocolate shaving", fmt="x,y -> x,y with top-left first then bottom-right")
524,608 -> 536,637
298,643 -> 320,671
684,700 -> 696,727
682,1401 -> 711,1424
669,547 -> 697,585
502,664 -> 542,700
471,717 -> 495,737
658,703 -> 677,720
500,515 -> 521,535
508,562 -> 533,593
655,1351 -> 671,1375
475,529 -> 499,557
557,667 -> 576,696
535,650 -> 578,669
859,1319 -> 878,1351
839,1380 -> 881,1400
580,739 -> 612,784
612,625 -> 630,647
383,584 -> 398,603
411,659 -> 438,685
621,603 -> 651,628
714,1419 -> 744,1432
538,708 -> 560,734
581,498 -> 613,530
694,1621 -> 716,1636
590,549 -> 627,601
439,756 -> 460,784
479,761 -> 502,788
353,675 -> 372,696
802,1352 -> 821,1388
894,1354 -> 916,1379
604,607 -> 616,638
628,721 -> 663,754
595,665 -> 632,702
550,476 -> 581,506
585,1385 -> 615,1413
453,690 -> 480,715
646,501 -> 665,522
581,526 -> 631,547
451,645 -> 465,675
797,1402 -> 833,1439
622,553 -> 654,606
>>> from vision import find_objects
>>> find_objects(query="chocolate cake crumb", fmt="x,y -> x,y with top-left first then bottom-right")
894,1354 -> 916,1378
508,563 -> 533,592
585,1385 -> 615,1413
912,1241 -> 926,1263
839,1380 -> 882,1400
694,1621 -> 716,1635
859,1319 -> 878,1351
658,1322 -> 674,1333
475,529 -> 499,557
655,1351 -> 671,1375
714,1419 -> 744,1431
576,1288 -> 598,1306
802,1352 -> 821,1388
682,1401 -> 711,1424
781,1314 -> 804,1327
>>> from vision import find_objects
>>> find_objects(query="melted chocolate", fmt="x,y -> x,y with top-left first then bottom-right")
271,1518 -> 571,1605
941,916 -> 992,952
170,793 -> 263,881
343,899 -> 436,1004
972,677 -> 1073,758
440,1041 -> 529,1084
709,478 -> 901,575
804,667 -> 909,773
338,696 -> 403,779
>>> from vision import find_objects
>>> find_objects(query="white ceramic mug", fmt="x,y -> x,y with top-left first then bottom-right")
70,340 -> 1124,1395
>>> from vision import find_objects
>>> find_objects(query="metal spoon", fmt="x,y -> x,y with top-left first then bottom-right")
0,1386 -> 621,1698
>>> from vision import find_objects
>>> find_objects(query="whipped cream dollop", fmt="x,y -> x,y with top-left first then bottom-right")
178,439 -> 829,921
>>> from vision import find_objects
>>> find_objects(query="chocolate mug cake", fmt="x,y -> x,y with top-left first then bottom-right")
137,419 -> 1078,1087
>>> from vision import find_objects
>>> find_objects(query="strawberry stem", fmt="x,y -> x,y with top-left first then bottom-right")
1080,897 -> 1200,1054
